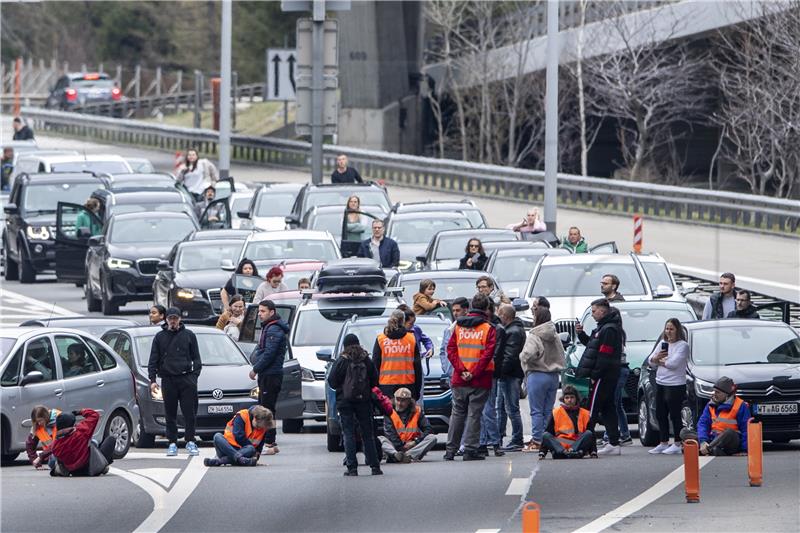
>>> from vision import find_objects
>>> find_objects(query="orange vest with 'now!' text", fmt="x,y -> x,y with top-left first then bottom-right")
378,332 -> 416,385
455,322 -> 493,372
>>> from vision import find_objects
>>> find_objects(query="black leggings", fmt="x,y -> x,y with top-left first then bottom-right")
655,384 -> 685,442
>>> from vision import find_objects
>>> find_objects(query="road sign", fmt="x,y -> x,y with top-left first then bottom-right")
296,19 -> 339,76
266,49 -> 297,101
294,18 -> 339,136
295,75 -> 338,135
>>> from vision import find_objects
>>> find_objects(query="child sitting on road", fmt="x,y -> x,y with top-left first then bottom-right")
412,279 -> 446,316
205,405 -> 278,467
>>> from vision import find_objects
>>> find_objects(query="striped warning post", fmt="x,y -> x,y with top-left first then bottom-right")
633,215 -> 643,254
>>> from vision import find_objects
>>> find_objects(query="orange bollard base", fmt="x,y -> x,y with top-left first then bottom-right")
748,419 -> 763,487
521,501 -> 540,533
683,439 -> 700,503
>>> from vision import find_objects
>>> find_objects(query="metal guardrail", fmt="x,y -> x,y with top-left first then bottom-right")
21,106 -> 800,235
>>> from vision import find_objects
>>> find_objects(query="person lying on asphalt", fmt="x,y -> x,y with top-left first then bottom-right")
50,409 -> 115,477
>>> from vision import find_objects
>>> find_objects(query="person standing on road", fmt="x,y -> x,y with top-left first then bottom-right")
12,117 -> 34,140
148,307 -> 202,457
26,405 -> 60,469
495,304 -> 526,452
575,299 -> 624,456
379,387 -> 437,463
50,409 -> 115,477
204,405 -> 277,467
253,266 -> 289,303
519,306 -> 566,453
177,148 -> 218,199
478,301 -> 505,457
216,294 -> 245,340
439,297 -> 469,384
149,305 -> 166,326
561,226 -> 588,253
2,147 -> 14,191
702,272 -> 737,320
357,219 -> 400,268
248,300 -> 289,447
727,290 -> 759,319
459,238 -> 488,271
540,385 -> 596,459
221,258 -> 259,310
680,376 -> 750,456
373,310 -> 422,400
327,334 -> 382,476
600,274 -> 625,302
331,154 -> 364,184
647,318 -> 690,455
444,293 -> 497,461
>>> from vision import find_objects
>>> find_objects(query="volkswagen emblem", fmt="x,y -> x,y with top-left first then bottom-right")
212,389 -> 224,400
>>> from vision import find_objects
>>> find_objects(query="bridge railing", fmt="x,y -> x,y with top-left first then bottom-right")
21,106 -> 800,235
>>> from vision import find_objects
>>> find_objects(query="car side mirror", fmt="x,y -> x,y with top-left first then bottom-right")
316,348 -> 333,362
512,298 -> 530,312
237,210 -> 250,219
680,281 -> 699,296
221,259 -> 236,271
654,285 -> 674,298
87,235 -> 104,246
415,255 -> 426,263
3,203 -> 17,215
20,371 -> 44,386
156,260 -> 170,271
284,215 -> 300,226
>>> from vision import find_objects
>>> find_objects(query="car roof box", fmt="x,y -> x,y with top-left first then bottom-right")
317,258 -> 386,294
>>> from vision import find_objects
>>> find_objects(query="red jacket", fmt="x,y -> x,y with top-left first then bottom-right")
52,409 -> 99,472
446,311 -> 496,389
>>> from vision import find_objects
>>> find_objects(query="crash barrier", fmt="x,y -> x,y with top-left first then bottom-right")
521,501 -> 540,533
20,107 -> 800,235
683,439 -> 701,503
747,419 -> 763,487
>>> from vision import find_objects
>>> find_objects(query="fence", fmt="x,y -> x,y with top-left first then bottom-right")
21,106 -> 800,235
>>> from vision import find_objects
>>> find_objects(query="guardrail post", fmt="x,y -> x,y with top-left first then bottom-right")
747,419 -> 763,487
683,439 -> 700,503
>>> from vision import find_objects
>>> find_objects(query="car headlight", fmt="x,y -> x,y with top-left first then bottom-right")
694,377 -> 714,398
107,257 -> 134,269
250,386 -> 260,399
26,226 -> 51,240
151,386 -> 163,401
300,367 -> 315,382
175,288 -> 202,300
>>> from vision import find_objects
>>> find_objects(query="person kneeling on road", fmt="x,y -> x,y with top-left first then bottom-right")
205,406 -> 277,467
50,409 -> 115,477
379,388 -> 437,463
540,385 -> 596,459
680,376 -> 750,456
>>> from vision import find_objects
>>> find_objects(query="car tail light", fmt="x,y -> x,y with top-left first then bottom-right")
65,88 -> 78,101
111,87 -> 121,100
84,72 -> 101,80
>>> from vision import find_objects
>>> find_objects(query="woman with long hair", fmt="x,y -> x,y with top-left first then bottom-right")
216,294 -> 246,340
344,195 -> 368,242
459,238 -> 487,271
149,305 -> 167,326
178,147 -> 219,198
372,310 -> 422,400
221,258 -> 260,310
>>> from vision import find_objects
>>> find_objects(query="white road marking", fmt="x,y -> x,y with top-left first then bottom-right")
475,529 -> 501,533
0,287 -> 77,326
670,264 -> 800,293
129,468 -> 181,489
505,477 -> 530,496
123,452 -> 189,460
571,456 -> 715,533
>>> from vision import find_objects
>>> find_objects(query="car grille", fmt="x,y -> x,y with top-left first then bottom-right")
198,388 -> 252,398
312,371 -> 326,380
554,319 -> 576,338
136,258 -> 160,275
206,288 -> 223,313
737,387 -> 800,398
624,370 -> 639,399
424,377 -> 448,396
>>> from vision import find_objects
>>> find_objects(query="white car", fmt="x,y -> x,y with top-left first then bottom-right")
238,183 -> 303,231
237,229 -> 342,266
13,153 -> 133,179
228,190 -> 255,229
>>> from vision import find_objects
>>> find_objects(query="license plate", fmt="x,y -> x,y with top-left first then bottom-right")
207,405 -> 233,414
754,402 -> 798,415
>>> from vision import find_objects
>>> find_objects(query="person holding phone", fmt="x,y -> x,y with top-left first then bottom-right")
459,238 -> 487,271
646,318 -> 690,455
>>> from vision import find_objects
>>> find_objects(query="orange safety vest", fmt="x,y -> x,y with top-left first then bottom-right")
709,397 -> 745,435
33,408 -> 61,450
455,322 -> 493,372
552,406 -> 590,449
378,332 -> 416,385
390,406 -> 421,443
224,409 -> 266,449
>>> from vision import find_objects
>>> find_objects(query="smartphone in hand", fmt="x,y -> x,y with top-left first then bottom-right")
661,341 -> 669,351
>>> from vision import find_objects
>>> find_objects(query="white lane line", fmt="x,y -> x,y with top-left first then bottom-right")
475,529 -> 501,533
669,264 -> 800,293
129,468 -> 181,489
571,456 -> 715,533
123,452 -> 189,460
505,477 -> 530,496
0,287 -> 76,318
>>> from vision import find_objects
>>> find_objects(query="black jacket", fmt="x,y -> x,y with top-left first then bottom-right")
331,167 -> 363,183
458,253 -> 487,271
372,328 -> 422,399
727,306 -> 760,319
148,323 -> 202,382
382,401 -> 433,449
252,318 -> 290,376
13,125 -> 34,140
492,323 -> 506,379
576,307 -> 623,380
498,318 -> 525,379
327,346 -> 378,405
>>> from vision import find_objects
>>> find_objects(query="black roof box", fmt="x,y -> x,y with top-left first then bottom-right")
317,258 -> 386,294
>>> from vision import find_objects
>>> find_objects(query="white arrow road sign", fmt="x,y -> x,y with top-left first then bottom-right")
267,48 -> 297,101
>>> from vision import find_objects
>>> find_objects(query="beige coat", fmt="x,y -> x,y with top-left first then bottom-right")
520,321 -> 566,374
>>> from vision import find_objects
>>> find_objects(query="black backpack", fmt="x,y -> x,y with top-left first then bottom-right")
341,357 -> 369,401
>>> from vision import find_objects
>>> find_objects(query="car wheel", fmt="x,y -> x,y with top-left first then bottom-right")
86,276 -> 101,312
134,419 -> 156,448
104,410 -> 131,459
282,418 -> 304,434
638,397 -> 659,447
327,430 -> 343,452
101,274 -> 119,315
18,243 -> 36,284
1,417 -> 19,462
2,243 -> 18,281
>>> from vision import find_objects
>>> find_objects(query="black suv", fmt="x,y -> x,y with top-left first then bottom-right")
3,172 -> 107,283
46,72 -> 121,110
285,182 -> 391,228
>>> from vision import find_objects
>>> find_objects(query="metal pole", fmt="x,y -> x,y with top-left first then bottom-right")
194,70 -> 203,128
544,0 -> 559,234
310,0 -> 325,185
232,70 -> 238,131
134,65 -> 141,116
219,0 -> 232,179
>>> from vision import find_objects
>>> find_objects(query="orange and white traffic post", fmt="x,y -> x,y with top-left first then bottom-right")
747,418 -> 763,487
633,215 -> 643,254
521,501 -> 540,533
683,439 -> 700,503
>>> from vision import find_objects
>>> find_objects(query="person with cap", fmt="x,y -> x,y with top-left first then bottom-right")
195,184 -> 225,222
204,405 -> 278,467
26,405 -> 60,469
327,333 -> 382,476
539,385 -> 596,459
680,376 -> 751,456
50,408 -> 115,477
148,307 -> 202,457
379,387 -> 437,463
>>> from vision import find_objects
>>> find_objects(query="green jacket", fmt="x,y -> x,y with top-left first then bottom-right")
75,210 -> 102,237
561,237 -> 588,253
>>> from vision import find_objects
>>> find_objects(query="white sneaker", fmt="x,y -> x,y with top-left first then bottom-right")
649,443 -> 670,454
663,443 -> 683,455
596,443 -> 621,456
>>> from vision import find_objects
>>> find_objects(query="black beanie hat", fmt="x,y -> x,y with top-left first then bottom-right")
343,334 -> 360,348
56,412 -> 76,430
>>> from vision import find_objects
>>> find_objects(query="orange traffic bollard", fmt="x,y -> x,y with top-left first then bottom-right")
683,439 -> 700,503
521,501 -> 540,533
748,419 -> 763,487
633,215 -> 643,254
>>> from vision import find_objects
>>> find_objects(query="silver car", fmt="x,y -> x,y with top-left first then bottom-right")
0,327 -> 138,462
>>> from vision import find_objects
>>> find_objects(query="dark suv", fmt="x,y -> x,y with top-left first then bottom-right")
3,172 -> 107,283
46,72 -> 121,110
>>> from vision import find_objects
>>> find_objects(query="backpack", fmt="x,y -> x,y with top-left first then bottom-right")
341,357 -> 369,401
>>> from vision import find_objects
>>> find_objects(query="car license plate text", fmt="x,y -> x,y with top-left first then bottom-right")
208,405 -> 233,414
755,402 -> 798,415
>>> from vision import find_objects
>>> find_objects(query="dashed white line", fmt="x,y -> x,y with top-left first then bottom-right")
505,477 -> 530,496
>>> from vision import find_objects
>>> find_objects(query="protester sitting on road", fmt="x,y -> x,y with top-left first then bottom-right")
459,238 -> 488,271
681,376 -> 750,456
702,272 -> 737,320
540,385 -> 596,459
26,405 -> 60,469
379,387 -> 437,463
204,406 -> 276,467
221,258 -> 259,310
357,219 -> 400,268
727,290 -> 759,319
495,304 -> 526,452
50,409 -> 115,477
519,306 -> 566,453
561,226 -> 588,253
600,274 -> 625,302
647,318 -> 690,455
476,275 -> 510,305
373,310 -> 422,401
297,277 -> 311,291
412,279 -> 447,316
75,197 -> 102,237
216,294 -> 245,340
177,147 -> 218,198
149,305 -> 166,326
327,334 -> 382,476
253,266 -> 289,303
344,195 -> 369,242
508,207 -> 547,234
439,297 -> 469,383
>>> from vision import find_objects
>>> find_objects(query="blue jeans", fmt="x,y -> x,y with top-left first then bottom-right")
213,433 -> 256,463
338,401 -> 380,470
603,365 -> 631,441
497,377 -> 524,446
527,372 -> 559,443
479,379 -> 501,446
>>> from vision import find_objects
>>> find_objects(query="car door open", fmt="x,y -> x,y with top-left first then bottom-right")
55,201 -> 103,283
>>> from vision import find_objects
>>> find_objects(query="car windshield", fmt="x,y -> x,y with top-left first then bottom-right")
305,190 -> 389,213
111,203 -> 188,216
231,197 -> 251,214
244,238 -> 338,262
293,307 -> 388,347
641,262 -> 675,292
581,307 -> 696,342
389,217 -> 472,245
178,243 -> 243,271
530,263 -> 646,297
135,332 -> 247,366
434,232 -> 516,260
22,183 -> 101,214
110,216 -> 196,243
254,193 -> 298,217
308,209 -> 384,239
398,277 -> 483,302
49,161 -> 130,174
0,337 -> 15,358
691,326 -> 800,366
72,78 -> 114,89
491,253 -> 550,283
340,323 -> 445,356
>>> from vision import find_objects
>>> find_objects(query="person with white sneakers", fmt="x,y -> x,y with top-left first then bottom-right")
646,318 -> 690,455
